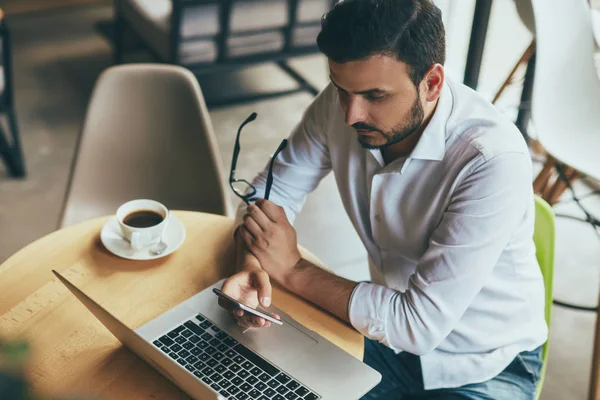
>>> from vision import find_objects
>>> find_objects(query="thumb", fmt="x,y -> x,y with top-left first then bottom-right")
253,270 -> 272,307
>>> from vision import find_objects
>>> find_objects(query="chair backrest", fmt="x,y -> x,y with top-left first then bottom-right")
531,0 -> 600,151
59,64 -> 232,228
533,195 -> 555,398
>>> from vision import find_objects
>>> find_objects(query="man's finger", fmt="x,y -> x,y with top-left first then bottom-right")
256,199 -> 287,223
237,318 -> 254,329
247,203 -> 274,228
239,226 -> 257,250
237,315 -> 260,329
252,270 -> 272,307
243,213 -> 263,237
233,310 -> 268,328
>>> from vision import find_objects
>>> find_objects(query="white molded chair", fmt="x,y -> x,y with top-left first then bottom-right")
530,0 -> 600,204
59,64 -> 232,228
531,0 -> 600,397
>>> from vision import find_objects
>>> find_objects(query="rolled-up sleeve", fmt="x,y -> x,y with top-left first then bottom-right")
349,152 -> 532,355
234,85 -> 335,226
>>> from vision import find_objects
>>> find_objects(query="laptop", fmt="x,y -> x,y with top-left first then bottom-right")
52,270 -> 381,400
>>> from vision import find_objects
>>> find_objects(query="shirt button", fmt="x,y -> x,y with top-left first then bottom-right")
375,215 -> 382,222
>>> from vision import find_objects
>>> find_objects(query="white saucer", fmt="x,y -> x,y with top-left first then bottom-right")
100,215 -> 186,261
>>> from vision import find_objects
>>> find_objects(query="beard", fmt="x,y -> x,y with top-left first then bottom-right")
354,92 -> 425,150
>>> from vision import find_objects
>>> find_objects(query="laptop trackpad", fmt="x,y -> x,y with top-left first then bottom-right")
237,315 -> 318,368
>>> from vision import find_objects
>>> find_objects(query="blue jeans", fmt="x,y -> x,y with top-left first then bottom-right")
362,338 -> 543,400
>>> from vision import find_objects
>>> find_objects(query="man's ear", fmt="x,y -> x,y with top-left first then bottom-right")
423,64 -> 444,103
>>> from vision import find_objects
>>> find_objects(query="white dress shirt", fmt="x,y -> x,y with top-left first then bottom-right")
235,77 -> 548,390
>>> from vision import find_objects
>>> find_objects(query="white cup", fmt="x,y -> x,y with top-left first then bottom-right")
116,199 -> 169,251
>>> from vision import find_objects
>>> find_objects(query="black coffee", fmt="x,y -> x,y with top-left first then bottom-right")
123,210 -> 164,228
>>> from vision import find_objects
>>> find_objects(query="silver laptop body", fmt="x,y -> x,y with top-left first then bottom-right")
54,271 -> 381,400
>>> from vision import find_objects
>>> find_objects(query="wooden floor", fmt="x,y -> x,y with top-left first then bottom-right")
0,0 -> 109,15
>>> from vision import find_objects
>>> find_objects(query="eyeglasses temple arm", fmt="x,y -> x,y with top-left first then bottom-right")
264,139 -> 288,201
230,112 -> 257,182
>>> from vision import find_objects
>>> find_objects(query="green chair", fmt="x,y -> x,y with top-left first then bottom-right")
533,195 -> 555,399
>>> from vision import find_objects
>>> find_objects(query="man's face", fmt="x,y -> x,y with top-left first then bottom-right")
329,55 -> 425,149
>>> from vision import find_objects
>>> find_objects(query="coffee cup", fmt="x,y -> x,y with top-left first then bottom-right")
116,199 -> 169,251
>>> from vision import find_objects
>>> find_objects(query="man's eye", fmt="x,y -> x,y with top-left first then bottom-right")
366,94 -> 385,102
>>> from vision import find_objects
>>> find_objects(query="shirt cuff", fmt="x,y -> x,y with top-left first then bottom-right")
348,282 -> 394,346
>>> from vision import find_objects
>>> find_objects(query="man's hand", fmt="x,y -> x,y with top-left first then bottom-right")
220,266 -> 279,328
218,226 -> 279,329
239,199 -> 302,285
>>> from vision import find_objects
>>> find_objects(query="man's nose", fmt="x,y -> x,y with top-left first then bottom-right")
345,97 -> 366,126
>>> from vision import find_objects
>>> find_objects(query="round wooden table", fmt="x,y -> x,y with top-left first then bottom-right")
0,211 -> 363,399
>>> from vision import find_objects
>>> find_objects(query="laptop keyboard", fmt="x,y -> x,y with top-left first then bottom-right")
152,313 -> 321,400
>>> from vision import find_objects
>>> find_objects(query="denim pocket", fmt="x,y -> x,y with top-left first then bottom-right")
515,347 -> 543,384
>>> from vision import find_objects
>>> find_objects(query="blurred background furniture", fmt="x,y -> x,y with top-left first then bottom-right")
530,0 -> 600,398
462,0 -> 493,90
453,0 -> 532,139
111,0 -> 335,107
0,0 -> 108,15
494,0 -> 600,141
533,195 -> 555,400
0,7 -> 25,178
59,64 -> 232,228
593,5 -> 600,46
491,0 -> 536,140
530,0 -> 600,206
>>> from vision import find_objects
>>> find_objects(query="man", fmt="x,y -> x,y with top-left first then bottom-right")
221,0 -> 548,398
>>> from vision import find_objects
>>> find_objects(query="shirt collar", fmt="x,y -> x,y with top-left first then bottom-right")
408,78 -> 453,162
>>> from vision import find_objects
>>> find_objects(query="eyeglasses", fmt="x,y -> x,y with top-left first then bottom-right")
229,112 -> 288,205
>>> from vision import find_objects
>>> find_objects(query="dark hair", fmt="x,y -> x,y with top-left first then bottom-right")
316,0 -> 446,86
